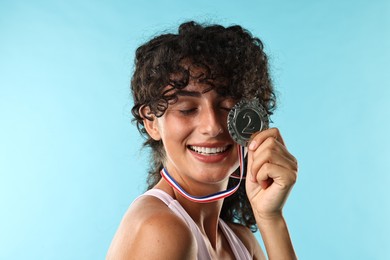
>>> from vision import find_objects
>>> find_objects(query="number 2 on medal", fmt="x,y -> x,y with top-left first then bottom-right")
242,112 -> 256,134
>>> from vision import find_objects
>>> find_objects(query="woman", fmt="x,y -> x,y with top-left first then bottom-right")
107,21 -> 298,259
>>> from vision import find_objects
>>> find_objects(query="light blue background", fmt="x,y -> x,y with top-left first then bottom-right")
1,0 -> 389,259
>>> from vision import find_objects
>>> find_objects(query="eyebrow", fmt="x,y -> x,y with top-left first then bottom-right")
176,90 -> 202,97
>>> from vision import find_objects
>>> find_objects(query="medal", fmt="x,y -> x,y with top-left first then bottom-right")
227,99 -> 269,147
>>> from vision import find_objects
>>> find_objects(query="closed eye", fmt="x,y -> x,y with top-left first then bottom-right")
219,98 -> 235,112
220,106 -> 233,112
179,108 -> 197,115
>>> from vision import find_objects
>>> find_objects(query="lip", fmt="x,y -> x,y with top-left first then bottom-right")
188,142 -> 231,148
187,143 -> 233,163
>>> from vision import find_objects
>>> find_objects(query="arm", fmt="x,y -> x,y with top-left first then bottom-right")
106,198 -> 197,260
255,214 -> 296,260
245,128 -> 298,259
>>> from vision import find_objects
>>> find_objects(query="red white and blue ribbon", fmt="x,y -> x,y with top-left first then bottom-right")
160,145 -> 246,203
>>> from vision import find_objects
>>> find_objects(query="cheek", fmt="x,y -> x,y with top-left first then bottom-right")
159,115 -> 194,142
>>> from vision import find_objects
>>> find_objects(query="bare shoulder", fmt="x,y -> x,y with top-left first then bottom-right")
107,194 -> 196,260
227,222 -> 266,260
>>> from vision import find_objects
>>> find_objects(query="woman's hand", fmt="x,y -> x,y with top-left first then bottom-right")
245,128 -> 298,220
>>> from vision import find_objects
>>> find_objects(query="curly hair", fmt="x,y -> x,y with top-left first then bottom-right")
131,21 -> 276,232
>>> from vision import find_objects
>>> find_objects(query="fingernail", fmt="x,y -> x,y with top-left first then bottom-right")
249,140 -> 257,150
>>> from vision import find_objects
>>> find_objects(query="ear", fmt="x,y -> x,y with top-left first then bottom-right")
140,106 -> 161,141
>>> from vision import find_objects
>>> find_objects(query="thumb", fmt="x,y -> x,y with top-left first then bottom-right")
245,143 -> 256,183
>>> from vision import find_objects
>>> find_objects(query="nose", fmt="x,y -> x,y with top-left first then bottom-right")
198,106 -> 224,137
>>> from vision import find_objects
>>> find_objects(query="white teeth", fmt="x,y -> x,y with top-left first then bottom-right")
189,145 -> 228,155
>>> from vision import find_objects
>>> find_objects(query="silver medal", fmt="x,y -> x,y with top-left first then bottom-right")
227,99 -> 269,146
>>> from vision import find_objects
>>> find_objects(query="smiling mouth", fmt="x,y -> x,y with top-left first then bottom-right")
188,145 -> 230,155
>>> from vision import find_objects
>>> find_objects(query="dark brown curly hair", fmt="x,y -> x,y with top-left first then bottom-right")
131,21 -> 276,232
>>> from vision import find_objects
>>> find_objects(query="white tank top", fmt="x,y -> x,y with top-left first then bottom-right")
136,189 -> 252,260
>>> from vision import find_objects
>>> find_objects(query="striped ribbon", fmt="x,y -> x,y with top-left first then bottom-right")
160,145 -> 246,203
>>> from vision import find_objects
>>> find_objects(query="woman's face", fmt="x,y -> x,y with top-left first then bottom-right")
147,81 -> 240,194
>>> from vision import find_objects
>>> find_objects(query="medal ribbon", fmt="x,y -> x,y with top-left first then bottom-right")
160,145 -> 246,203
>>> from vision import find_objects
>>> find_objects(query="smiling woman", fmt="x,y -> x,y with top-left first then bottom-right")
107,21 -> 298,259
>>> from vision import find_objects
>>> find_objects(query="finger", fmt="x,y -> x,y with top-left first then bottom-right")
250,149 -> 298,180
246,145 -> 255,182
248,128 -> 285,150
253,163 -> 297,190
252,137 -> 297,166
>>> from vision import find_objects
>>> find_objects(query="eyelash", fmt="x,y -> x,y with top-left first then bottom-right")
179,106 -> 231,115
179,108 -> 197,115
